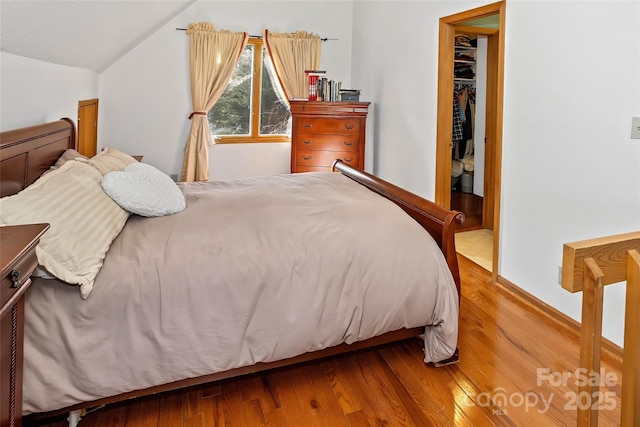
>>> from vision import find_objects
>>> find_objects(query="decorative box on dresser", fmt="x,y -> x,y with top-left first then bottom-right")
1,224 -> 49,427
290,101 -> 370,173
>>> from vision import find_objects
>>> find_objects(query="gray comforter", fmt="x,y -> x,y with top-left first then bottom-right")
22,172 -> 458,414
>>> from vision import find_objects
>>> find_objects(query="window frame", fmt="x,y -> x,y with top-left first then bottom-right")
213,37 -> 291,144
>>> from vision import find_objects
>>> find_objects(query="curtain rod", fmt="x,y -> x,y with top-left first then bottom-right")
175,28 -> 336,41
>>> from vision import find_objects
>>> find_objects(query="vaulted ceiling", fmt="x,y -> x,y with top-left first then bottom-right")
0,1 -> 195,72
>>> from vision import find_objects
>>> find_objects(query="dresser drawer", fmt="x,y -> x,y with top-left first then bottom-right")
297,118 -> 360,135
1,248 -> 37,311
295,150 -> 359,168
296,134 -> 360,152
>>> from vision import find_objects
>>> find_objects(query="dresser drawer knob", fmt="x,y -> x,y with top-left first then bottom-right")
303,140 -> 312,144
302,155 -> 312,160
343,157 -> 354,163
344,124 -> 354,130
302,124 -> 313,128
10,270 -> 22,288
343,141 -> 353,146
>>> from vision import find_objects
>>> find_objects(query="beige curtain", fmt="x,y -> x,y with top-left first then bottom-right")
263,30 -> 321,101
181,22 -> 248,182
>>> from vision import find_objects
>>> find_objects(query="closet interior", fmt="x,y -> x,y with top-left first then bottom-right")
450,33 -> 485,232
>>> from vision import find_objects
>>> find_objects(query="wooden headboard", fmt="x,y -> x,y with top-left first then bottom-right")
0,118 -> 76,197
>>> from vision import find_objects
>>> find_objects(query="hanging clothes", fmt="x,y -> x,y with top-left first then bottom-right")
452,93 -> 464,144
465,101 -> 476,158
462,95 -> 473,142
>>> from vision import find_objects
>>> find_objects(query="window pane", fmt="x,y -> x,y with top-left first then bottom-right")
259,48 -> 291,136
208,45 -> 253,136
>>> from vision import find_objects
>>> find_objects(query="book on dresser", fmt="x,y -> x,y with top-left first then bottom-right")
289,101 -> 370,173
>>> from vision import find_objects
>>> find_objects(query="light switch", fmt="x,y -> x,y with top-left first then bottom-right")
632,116 -> 640,139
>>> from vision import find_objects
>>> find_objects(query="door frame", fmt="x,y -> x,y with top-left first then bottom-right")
434,1 -> 505,279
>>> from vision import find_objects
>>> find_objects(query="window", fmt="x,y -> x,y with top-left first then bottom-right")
208,38 -> 291,143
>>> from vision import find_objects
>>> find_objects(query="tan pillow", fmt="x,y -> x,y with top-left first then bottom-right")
0,160 -> 130,299
55,149 -> 88,168
42,149 -> 88,177
88,147 -> 137,175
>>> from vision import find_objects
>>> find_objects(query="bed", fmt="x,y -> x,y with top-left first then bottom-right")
0,119 -> 464,422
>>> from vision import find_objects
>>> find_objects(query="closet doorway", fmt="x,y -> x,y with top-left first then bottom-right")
434,1 -> 505,277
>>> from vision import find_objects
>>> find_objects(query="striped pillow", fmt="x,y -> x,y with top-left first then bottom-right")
0,160 -> 129,299
88,147 -> 137,175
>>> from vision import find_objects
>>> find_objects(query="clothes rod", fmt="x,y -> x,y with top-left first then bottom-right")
175,28 -> 336,41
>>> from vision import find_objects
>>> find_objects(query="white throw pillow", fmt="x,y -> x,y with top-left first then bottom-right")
102,162 -> 186,217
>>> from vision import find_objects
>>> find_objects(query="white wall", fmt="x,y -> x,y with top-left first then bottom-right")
500,0 -> 640,346
99,0 -> 354,180
0,52 -> 98,131
351,1 -> 484,198
473,36 -> 487,197
352,0 -> 640,346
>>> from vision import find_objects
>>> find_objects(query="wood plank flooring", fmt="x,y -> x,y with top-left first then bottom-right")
451,191 -> 483,232
24,256 -> 623,427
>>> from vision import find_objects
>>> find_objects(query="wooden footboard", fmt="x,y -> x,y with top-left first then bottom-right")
2,119 -> 464,422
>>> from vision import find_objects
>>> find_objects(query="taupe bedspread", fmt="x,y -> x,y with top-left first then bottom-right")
23,172 -> 458,414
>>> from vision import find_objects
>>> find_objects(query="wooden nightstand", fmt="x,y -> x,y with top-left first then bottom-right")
1,224 -> 49,427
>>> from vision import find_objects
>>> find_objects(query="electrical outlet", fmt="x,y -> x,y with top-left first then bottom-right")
631,116 -> 640,139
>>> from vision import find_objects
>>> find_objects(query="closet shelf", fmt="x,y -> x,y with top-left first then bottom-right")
454,39 -> 476,85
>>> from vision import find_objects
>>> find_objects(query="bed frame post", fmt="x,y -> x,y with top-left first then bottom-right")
67,409 -> 82,427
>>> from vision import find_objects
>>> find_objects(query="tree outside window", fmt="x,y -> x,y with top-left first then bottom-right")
208,38 -> 291,143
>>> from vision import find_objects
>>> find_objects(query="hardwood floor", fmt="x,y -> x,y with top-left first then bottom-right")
451,190 -> 483,232
25,257 -> 623,427
456,230 -> 493,272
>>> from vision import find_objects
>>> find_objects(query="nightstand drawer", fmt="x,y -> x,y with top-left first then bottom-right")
297,118 -> 360,135
1,250 -> 37,311
295,150 -> 359,168
296,134 -> 360,152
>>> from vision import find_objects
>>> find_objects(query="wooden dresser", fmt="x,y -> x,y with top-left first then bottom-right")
290,101 -> 370,173
1,224 -> 49,427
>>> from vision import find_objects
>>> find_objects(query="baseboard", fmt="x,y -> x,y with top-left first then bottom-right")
495,276 -> 623,362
